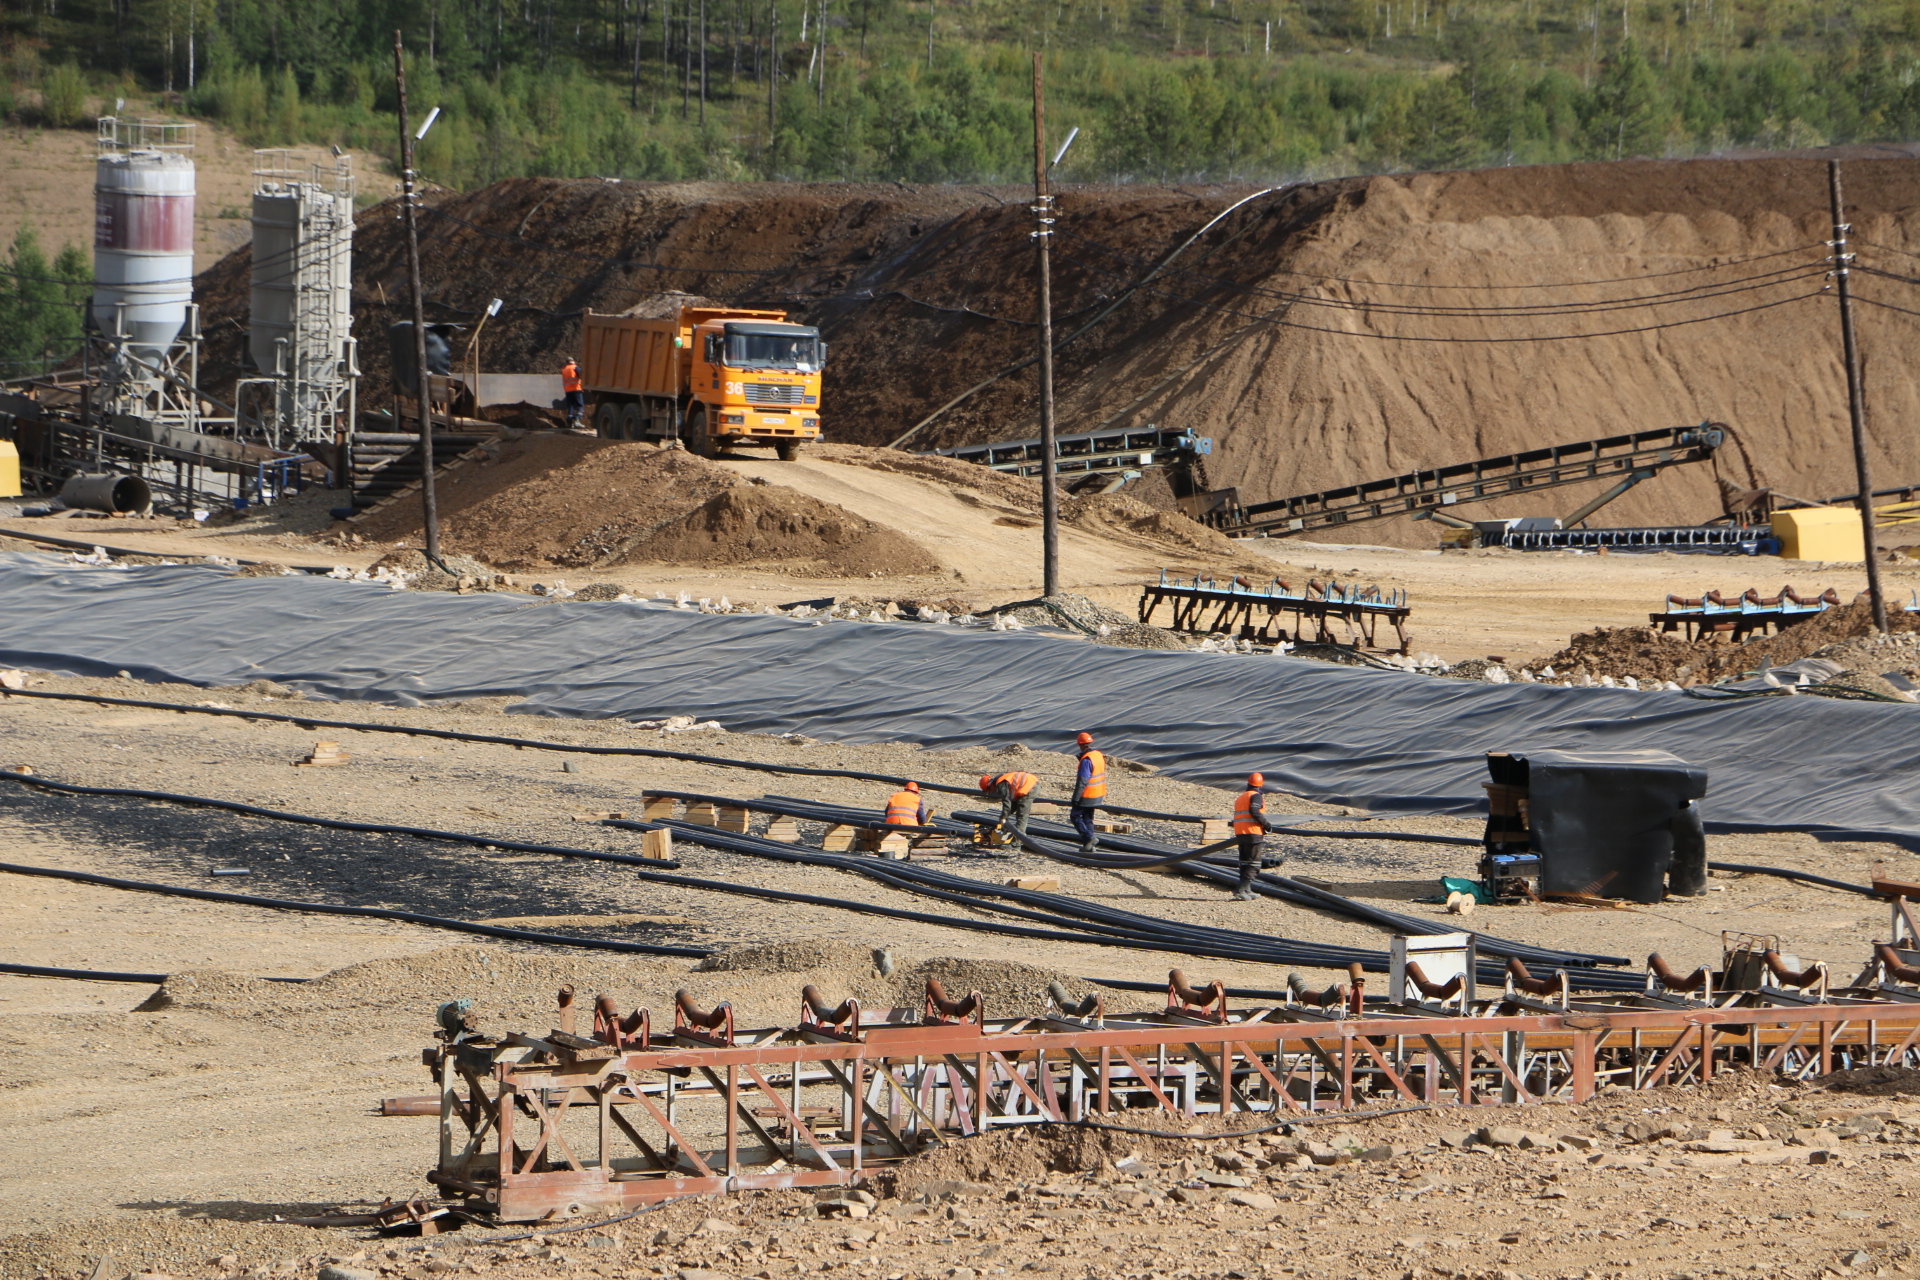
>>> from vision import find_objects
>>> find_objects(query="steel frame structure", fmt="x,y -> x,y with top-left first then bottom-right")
1205,423 -> 1724,539
1138,572 -> 1412,652
236,149 -> 358,452
426,977 -> 1920,1221
934,425 -> 1211,479
1649,586 -> 1844,643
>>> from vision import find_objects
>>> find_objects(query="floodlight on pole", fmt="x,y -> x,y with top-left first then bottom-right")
1051,126 -> 1078,169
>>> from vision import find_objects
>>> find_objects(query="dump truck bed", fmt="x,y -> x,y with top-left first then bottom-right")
581,307 -> 788,397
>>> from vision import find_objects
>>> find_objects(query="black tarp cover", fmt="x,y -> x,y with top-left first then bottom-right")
1,557 -> 1916,840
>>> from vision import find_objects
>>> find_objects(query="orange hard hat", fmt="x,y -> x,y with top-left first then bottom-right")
904,780 -> 920,793
980,775 -> 994,791
1248,772 -> 1265,788
1076,732 -> 1093,746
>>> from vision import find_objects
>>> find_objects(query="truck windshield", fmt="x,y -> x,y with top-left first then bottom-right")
726,333 -> 823,371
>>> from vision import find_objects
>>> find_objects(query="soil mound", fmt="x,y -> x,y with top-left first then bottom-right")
1819,1064 -> 1920,1096
1060,492 -> 1245,558
351,436 -> 738,568
693,939 -> 882,975
1530,600 -> 1920,684
617,483 -> 943,577
808,442 -> 1040,512
182,158 -> 1920,554
368,548 -> 503,590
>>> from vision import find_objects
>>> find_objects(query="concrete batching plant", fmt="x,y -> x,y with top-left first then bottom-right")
238,149 -> 358,449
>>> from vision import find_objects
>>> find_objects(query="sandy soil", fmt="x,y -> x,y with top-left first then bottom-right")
168,157 -> 1920,557
2,676 -> 1917,1277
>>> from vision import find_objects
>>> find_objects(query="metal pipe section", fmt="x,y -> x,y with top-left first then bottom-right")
59,472 -> 153,514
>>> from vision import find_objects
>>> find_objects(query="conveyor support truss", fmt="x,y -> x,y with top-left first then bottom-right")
1206,422 -> 1724,539
1139,571 -> 1411,652
428,974 -> 1920,1220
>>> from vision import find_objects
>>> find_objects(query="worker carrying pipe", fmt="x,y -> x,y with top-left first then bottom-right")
1069,732 -> 1107,854
980,771 -> 1038,838
884,780 -> 928,827
1231,772 -> 1279,900
561,356 -> 586,429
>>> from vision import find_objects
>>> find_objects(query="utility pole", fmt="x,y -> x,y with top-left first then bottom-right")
1032,52 -> 1059,599
394,30 -> 443,568
1828,160 -> 1888,632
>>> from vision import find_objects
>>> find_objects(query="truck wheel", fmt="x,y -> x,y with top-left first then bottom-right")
685,405 -> 716,458
593,401 -> 620,438
618,402 -> 645,441
775,441 -> 802,462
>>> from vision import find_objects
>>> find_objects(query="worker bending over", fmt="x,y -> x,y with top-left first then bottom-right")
980,770 -> 1038,838
1231,771 -> 1279,900
1070,732 -> 1107,853
884,780 -> 928,827
561,356 -> 586,429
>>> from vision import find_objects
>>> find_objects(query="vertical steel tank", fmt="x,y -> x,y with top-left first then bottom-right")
93,146 -> 195,359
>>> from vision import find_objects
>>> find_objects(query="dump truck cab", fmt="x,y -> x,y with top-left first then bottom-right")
579,304 -> 825,460
689,319 -> 824,461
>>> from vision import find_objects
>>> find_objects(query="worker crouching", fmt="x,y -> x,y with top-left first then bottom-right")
884,780 -> 928,828
1231,771 -> 1280,900
980,770 -> 1038,838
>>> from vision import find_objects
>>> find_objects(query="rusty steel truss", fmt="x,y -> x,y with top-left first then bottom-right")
423,959 -> 1920,1222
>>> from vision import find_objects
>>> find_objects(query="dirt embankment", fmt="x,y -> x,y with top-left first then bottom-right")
185,156 -> 1920,551
344,433 -> 1262,581
349,435 -> 738,568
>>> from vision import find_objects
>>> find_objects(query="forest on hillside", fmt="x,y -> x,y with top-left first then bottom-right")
6,2 -> 1920,188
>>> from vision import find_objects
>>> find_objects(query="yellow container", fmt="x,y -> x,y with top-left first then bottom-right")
0,440 -> 19,499
1771,505 -> 1865,561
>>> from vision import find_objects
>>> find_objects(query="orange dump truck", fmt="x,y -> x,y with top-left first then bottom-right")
578,305 -> 825,459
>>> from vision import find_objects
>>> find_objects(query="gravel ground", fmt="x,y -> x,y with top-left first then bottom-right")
2,675 -> 1918,1278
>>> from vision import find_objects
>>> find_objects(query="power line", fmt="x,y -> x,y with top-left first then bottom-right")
1057,227 -> 1831,318
1062,228 -> 1830,293
1052,248 -> 1826,344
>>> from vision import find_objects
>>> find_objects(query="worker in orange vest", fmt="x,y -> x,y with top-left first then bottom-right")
980,770 -> 1038,838
884,780 -> 928,828
1069,731 -> 1107,853
1231,771 -> 1277,900
560,356 -> 585,428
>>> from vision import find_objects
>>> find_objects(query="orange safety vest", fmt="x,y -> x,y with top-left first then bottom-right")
1078,749 -> 1108,801
994,771 -> 1039,798
1233,789 -> 1266,836
884,790 -> 923,826
561,361 -> 583,393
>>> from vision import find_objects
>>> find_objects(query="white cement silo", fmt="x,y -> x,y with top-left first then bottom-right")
93,142 -> 195,360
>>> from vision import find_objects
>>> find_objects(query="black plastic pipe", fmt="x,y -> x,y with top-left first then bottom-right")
0,860 -> 710,957
0,771 -> 684,869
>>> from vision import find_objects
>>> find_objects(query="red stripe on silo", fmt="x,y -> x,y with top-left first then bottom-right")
94,193 -> 194,252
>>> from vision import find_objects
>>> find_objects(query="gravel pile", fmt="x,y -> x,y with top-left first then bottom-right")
1091,622 -> 1190,649
368,548 -> 505,592
994,592 -> 1135,632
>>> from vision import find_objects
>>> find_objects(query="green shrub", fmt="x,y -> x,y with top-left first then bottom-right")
39,63 -> 87,128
